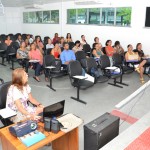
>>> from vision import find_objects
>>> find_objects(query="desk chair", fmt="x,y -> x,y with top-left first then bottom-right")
69,42 -> 75,50
44,55 -> 66,91
113,53 -> 133,74
0,81 -> 13,127
75,51 -> 87,69
83,44 -> 91,57
7,44 -> 18,70
68,61 -> 94,104
0,78 -> 4,84
100,55 -> 127,88
0,42 -> 8,66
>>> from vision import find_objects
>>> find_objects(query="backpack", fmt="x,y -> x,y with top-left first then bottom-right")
90,67 -> 101,78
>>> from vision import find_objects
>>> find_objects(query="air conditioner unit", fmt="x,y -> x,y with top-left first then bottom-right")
24,4 -> 44,9
74,0 -> 103,5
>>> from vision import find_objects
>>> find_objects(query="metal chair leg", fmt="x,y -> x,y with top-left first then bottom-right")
47,77 -> 56,91
71,87 -> 87,104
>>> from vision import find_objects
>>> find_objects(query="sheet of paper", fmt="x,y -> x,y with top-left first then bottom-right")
85,73 -> 95,83
73,75 -> 87,79
0,107 -> 17,119
105,66 -> 118,70
57,113 -> 83,133
29,60 -> 40,63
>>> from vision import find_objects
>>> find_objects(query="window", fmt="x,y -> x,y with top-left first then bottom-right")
67,9 -> 76,24
89,8 -> 100,24
35,11 -> 43,23
67,7 -> 131,27
77,8 -> 87,24
116,7 -> 131,26
43,11 -> 50,23
51,10 -> 59,23
28,12 -> 36,23
101,8 -> 115,25
23,10 -> 59,24
23,12 -> 28,23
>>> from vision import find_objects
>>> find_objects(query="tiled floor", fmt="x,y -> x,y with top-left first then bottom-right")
0,61 -> 149,150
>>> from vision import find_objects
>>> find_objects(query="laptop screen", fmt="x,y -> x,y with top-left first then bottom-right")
43,100 -> 65,118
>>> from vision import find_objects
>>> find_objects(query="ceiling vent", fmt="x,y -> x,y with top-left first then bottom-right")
24,4 -> 44,9
74,0 -> 103,5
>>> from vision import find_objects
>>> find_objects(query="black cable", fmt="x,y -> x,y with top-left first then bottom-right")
119,82 -> 148,127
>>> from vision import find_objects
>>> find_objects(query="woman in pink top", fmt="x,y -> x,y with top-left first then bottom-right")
5,35 -> 12,46
28,43 -> 43,82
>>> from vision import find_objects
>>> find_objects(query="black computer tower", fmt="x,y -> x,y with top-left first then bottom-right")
84,112 -> 120,150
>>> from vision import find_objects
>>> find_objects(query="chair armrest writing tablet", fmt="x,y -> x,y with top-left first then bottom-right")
8,53 -> 15,56
105,67 -> 118,70
72,76 -> 88,80
45,66 -> 56,69
0,50 -> 5,52
0,107 -> 17,119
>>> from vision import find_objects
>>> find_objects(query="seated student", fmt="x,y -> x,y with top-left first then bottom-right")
16,41 -> 29,73
94,37 -> 100,43
46,38 -> 54,49
59,36 -> 65,49
80,35 -> 87,47
105,40 -> 115,66
16,34 -> 22,46
35,36 -> 44,54
133,43 -> 150,83
51,42 -> 61,59
65,33 -> 73,43
53,33 -> 60,45
26,34 -> 34,44
125,44 -> 139,62
6,68 -> 44,123
25,38 -> 30,51
60,42 -> 76,65
28,43 -> 43,82
125,44 -> 145,83
5,35 -> 12,46
114,41 -> 124,56
72,40 -> 82,53
92,43 -> 104,58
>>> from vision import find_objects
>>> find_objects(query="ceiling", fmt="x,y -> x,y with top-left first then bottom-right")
1,0 -> 71,7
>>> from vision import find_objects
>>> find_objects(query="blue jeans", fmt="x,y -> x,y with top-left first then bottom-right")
32,62 -> 42,76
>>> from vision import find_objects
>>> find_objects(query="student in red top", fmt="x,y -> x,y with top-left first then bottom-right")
105,40 -> 115,66
51,42 -> 61,59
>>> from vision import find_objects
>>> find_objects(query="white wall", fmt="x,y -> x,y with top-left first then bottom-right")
0,7 -> 22,34
1,0 -> 150,54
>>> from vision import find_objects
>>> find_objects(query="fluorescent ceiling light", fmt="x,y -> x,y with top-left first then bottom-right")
74,0 -> 103,5
24,4 -> 44,9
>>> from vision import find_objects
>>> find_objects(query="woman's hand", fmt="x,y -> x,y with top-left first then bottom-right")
37,104 -> 44,108
28,114 -> 41,121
